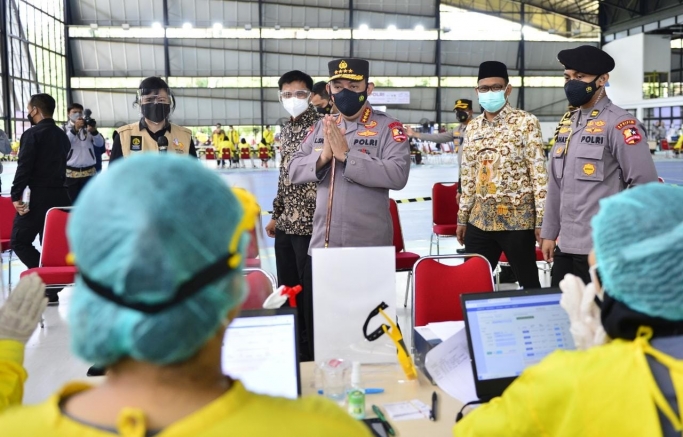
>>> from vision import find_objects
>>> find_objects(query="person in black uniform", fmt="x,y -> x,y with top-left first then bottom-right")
109,77 -> 198,161
10,93 -> 71,304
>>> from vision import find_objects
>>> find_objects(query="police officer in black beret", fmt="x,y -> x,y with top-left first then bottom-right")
541,45 -> 658,286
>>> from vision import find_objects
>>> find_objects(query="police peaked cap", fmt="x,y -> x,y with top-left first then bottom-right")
477,61 -> 509,82
454,99 -> 473,111
328,58 -> 369,82
557,45 -> 615,75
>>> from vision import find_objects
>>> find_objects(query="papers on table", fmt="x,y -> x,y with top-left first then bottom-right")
425,321 -> 465,341
425,326 -> 478,403
383,399 -> 432,421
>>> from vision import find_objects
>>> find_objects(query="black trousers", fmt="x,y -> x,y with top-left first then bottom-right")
65,176 -> 92,203
11,187 -> 71,269
464,223 -> 541,289
274,229 -> 314,361
550,246 -> 590,287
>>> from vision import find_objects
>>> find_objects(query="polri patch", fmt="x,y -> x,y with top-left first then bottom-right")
389,122 -> 406,142
130,136 -> 143,151
622,127 -> 642,145
615,119 -> 636,130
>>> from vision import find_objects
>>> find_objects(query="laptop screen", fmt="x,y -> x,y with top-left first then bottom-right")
221,309 -> 300,399
463,290 -> 575,382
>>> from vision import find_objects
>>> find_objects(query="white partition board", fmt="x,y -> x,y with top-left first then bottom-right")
312,246 -> 397,364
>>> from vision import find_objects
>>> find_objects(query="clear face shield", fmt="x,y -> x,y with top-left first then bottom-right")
137,88 -> 175,124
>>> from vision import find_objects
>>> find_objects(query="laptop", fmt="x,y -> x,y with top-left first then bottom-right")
461,288 -> 576,400
221,308 -> 301,399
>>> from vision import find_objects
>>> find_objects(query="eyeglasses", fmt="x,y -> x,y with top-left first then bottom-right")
476,84 -> 507,93
279,90 -> 310,100
140,94 -> 171,105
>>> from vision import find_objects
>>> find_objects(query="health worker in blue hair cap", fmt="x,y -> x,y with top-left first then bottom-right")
454,182 -> 683,437
0,154 -> 371,437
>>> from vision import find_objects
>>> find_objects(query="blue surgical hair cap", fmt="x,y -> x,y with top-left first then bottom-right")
592,183 -> 683,321
67,154 -> 250,366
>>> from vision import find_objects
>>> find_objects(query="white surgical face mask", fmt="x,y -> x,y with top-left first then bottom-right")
282,97 -> 309,118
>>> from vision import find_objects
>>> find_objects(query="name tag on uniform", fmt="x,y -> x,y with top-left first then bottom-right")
131,136 -> 142,151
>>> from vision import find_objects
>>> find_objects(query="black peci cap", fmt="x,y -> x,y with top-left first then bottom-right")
328,58 -> 369,82
557,45 -> 615,75
478,61 -> 509,82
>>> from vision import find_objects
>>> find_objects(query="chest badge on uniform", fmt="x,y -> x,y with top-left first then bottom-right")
622,127 -> 642,145
585,127 -> 603,134
590,109 -> 600,118
583,163 -> 596,176
131,136 -> 142,151
364,120 -> 377,129
559,126 -> 570,134
556,147 -> 564,155
358,130 -> 378,137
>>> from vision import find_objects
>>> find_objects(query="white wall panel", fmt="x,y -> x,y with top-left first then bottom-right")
71,39 -> 166,77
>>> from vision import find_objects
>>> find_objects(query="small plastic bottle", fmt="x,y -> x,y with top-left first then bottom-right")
21,187 -> 30,212
347,361 -> 366,419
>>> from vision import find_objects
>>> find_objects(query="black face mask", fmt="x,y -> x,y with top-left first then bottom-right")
456,110 -> 469,122
141,103 -> 171,123
27,110 -> 37,126
332,88 -> 367,117
317,101 -> 334,115
564,78 -> 600,107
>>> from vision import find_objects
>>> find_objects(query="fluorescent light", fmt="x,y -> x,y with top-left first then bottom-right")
89,23 -> 98,29
415,24 -> 424,31
213,23 -> 223,30
387,25 -> 397,31
182,22 -> 192,29
152,22 -> 162,29
359,24 -> 369,31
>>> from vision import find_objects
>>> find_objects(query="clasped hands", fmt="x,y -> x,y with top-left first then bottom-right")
319,115 -> 349,166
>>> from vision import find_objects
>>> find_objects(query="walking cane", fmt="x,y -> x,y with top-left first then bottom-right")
324,158 -> 337,248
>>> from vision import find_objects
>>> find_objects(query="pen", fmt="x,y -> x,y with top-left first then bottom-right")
430,391 -> 438,421
372,404 -> 396,436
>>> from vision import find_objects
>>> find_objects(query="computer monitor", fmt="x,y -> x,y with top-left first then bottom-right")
221,308 -> 301,399
461,288 -> 576,400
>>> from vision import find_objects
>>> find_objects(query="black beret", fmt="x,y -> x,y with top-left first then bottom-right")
557,45 -> 615,75
328,58 -> 369,82
454,99 -> 473,110
478,61 -> 509,82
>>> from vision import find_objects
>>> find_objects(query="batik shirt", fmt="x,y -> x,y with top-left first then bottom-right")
458,104 -> 547,231
272,105 -> 321,235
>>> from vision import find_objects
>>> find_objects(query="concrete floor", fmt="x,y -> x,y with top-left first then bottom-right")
1,152 -> 682,404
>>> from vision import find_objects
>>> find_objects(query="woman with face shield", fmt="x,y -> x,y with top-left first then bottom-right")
453,182 -> 683,437
109,77 -> 197,162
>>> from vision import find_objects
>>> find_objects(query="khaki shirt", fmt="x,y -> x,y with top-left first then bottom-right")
116,122 -> 192,157
541,97 -> 658,255
458,104 -> 547,231
289,105 -> 411,251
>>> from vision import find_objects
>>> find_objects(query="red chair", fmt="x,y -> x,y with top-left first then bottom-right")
389,199 -> 420,308
258,146 -> 269,160
205,147 -> 215,160
20,207 -> 77,289
412,254 -> 493,330
242,267 -> 277,310
222,149 -> 231,161
430,182 -> 459,255
0,196 -> 15,288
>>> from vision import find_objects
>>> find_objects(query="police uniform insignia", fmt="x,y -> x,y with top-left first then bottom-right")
559,127 -> 570,134
358,130 -> 378,137
585,127 -> 603,133
589,109 -> 600,118
364,120 -> 377,129
314,147 -> 322,151
360,108 -> 372,124
556,147 -> 564,155
389,122 -> 406,142
616,119 -> 636,130
583,163 -> 596,176
622,127 -> 642,145
131,136 -> 142,151
595,121 -> 606,127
